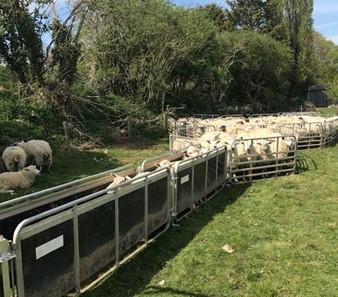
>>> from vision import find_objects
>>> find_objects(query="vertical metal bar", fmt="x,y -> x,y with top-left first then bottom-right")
115,193 -> 120,268
15,240 -> 24,297
191,161 -> 195,208
72,205 -> 81,295
1,262 -> 11,297
275,137 -> 279,177
249,140 -> 253,182
10,260 -> 15,297
204,154 -> 208,198
144,178 -> 149,245
166,174 -> 171,223
215,150 -> 219,187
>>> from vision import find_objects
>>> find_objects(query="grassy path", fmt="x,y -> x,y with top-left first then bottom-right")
83,145 -> 338,297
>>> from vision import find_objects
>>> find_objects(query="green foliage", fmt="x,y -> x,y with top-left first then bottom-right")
0,0 -> 45,84
226,0 -> 269,31
0,66 -> 17,88
217,32 -> 293,111
82,0 -> 216,111
0,91 -> 64,143
199,4 -> 228,31
51,19 -> 81,85
313,32 -> 338,101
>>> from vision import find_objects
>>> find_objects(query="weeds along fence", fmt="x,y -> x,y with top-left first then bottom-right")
0,148 -> 228,297
0,116 -> 167,150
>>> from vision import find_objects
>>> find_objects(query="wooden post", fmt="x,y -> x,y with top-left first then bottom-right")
63,121 -> 70,150
127,117 -> 132,138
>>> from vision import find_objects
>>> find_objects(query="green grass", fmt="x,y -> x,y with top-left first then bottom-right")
317,107 -> 338,116
0,140 -> 168,203
82,144 -> 338,297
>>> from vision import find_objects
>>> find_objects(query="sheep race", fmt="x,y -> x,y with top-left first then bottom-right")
0,112 -> 337,297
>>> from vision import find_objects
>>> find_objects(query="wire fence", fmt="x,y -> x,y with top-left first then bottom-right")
0,116 -> 168,150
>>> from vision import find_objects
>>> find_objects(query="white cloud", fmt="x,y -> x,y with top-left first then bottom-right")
327,35 -> 338,44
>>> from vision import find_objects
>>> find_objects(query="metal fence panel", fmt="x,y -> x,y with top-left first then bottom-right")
147,177 -> 169,234
78,200 -> 115,282
229,136 -> 297,184
193,161 -> 207,203
118,188 -> 145,254
20,219 -> 75,297
176,167 -> 193,215
217,151 -> 227,185
207,156 -> 217,192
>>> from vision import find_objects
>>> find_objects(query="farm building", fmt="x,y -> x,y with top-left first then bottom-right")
308,85 -> 329,107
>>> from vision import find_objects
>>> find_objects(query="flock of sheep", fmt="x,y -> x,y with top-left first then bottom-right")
0,140 -> 53,193
172,113 -> 338,158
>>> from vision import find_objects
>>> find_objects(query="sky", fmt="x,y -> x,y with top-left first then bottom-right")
172,0 -> 338,44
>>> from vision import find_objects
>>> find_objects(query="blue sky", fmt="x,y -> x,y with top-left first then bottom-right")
173,0 -> 338,44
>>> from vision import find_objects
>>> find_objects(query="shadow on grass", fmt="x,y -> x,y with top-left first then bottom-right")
296,152 -> 318,174
83,184 -> 249,297
144,286 -> 214,297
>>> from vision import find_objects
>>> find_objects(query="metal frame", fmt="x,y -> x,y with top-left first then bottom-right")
11,167 -> 171,297
228,136 -> 297,184
278,122 -> 333,149
0,164 -> 135,221
171,147 -> 227,221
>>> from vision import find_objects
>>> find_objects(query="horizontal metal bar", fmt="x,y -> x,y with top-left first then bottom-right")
230,168 -> 294,181
231,162 -> 295,173
230,155 -> 295,166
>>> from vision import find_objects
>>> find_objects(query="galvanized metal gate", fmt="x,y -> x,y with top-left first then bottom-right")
2,168 -> 171,297
172,147 -> 227,220
228,136 -> 297,183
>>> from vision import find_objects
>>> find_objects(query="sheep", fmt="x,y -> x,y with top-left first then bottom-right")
156,159 -> 172,168
0,165 -> 40,193
183,146 -> 201,159
17,140 -> 52,172
2,146 -> 27,172
106,174 -> 132,193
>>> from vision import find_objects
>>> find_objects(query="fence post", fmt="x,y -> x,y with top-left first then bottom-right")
0,236 -> 14,297
63,121 -> 70,150
127,118 -> 132,138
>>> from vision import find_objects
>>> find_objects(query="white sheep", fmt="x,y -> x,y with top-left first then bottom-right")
2,146 -> 27,172
156,159 -> 172,168
106,174 -> 132,193
0,165 -> 40,193
183,146 -> 201,159
17,140 -> 53,171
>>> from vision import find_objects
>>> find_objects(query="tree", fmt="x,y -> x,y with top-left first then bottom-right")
82,0 -> 217,111
283,0 -> 315,95
200,4 -> 228,31
0,0 -> 45,84
217,31 -> 293,111
313,32 -> 338,101
225,0 -> 268,31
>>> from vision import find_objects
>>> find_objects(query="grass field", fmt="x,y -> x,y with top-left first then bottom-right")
0,140 -> 168,203
317,107 -> 338,116
80,144 -> 338,297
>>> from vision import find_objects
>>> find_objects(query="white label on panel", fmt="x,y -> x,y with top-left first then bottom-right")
180,175 -> 190,184
35,235 -> 64,260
